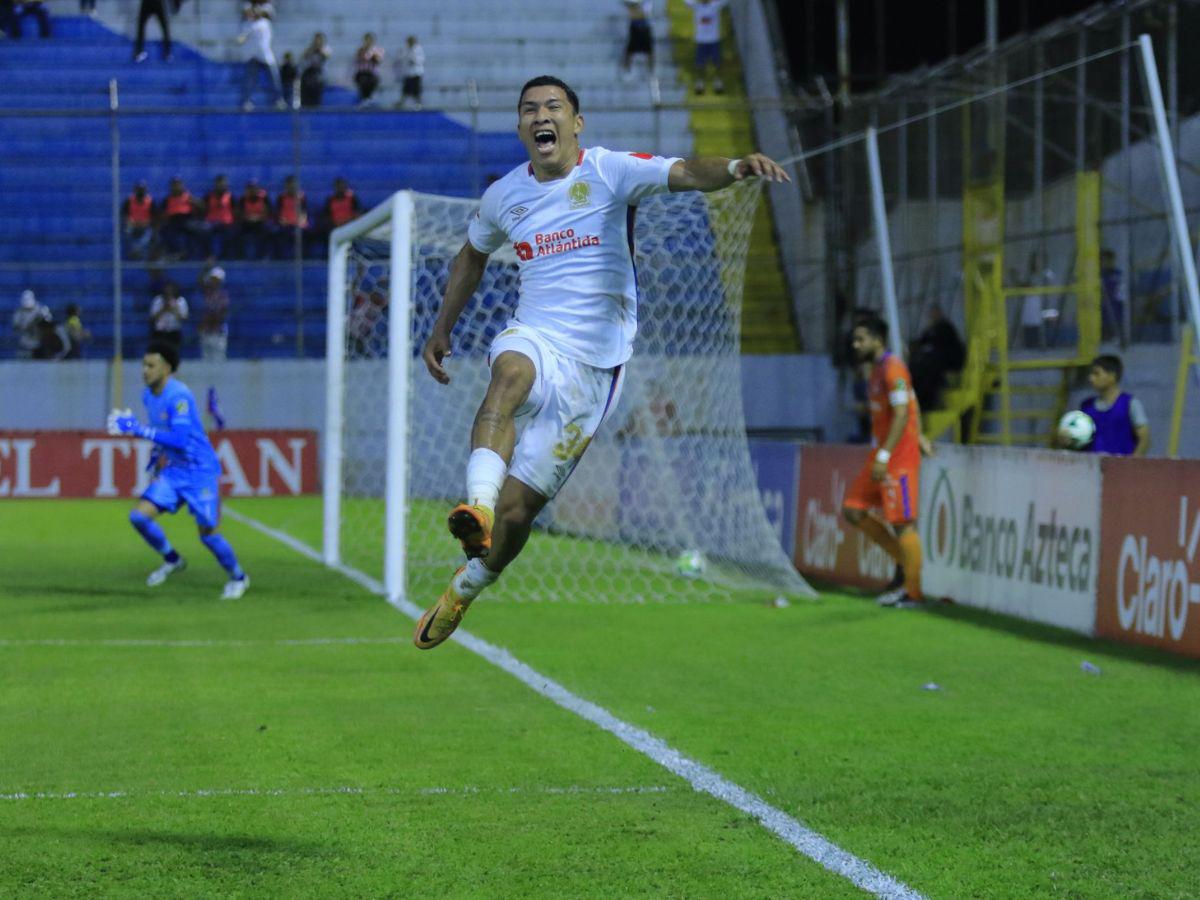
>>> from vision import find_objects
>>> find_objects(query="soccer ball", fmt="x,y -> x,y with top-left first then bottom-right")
675,549 -> 706,579
1057,409 -> 1095,450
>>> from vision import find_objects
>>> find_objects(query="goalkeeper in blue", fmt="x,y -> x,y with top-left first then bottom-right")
107,341 -> 249,600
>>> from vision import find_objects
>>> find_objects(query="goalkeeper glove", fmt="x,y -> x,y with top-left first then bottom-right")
107,408 -> 151,439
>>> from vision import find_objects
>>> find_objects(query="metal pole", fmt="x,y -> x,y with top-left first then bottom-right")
383,191 -> 414,601
322,234 -> 348,566
1138,34 -> 1200,362
109,79 -> 123,409
1120,10 -> 1133,345
1075,30 -> 1086,171
650,74 -> 662,157
291,105 -> 304,357
468,79 -> 481,197
836,0 -> 850,108
985,0 -> 998,53
866,126 -> 902,355
1034,41 -> 1044,233
1167,1 -> 1180,342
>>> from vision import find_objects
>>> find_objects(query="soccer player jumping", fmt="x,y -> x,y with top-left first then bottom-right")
842,314 -> 932,607
414,74 -> 789,648
107,341 -> 249,599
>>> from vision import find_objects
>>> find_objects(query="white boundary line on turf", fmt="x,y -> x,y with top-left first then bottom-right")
0,784 -> 673,802
224,507 -> 926,900
0,637 -> 410,649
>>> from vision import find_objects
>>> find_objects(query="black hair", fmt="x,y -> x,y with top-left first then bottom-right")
853,312 -> 889,343
518,75 -> 580,115
146,340 -> 180,372
1092,354 -> 1123,381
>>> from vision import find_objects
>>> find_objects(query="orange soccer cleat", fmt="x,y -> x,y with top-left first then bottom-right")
413,567 -> 473,650
447,503 -> 494,559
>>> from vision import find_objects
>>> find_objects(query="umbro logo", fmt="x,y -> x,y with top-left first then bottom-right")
510,206 -> 528,220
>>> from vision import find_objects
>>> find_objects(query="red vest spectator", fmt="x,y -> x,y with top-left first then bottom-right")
241,185 -> 270,222
164,190 -> 195,218
278,190 -> 307,227
329,189 -> 358,227
205,189 -> 235,225
126,191 -> 154,225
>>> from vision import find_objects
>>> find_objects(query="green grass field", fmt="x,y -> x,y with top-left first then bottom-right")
3,498 -> 1200,898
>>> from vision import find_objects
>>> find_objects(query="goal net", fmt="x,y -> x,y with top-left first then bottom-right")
325,184 -> 813,604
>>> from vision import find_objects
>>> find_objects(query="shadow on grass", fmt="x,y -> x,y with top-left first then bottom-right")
811,577 -> 1200,675
1,824 -> 325,859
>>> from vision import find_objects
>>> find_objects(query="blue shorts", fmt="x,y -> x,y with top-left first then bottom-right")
142,470 -> 222,530
695,41 -> 721,68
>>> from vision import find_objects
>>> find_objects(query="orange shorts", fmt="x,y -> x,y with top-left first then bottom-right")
844,459 -> 919,525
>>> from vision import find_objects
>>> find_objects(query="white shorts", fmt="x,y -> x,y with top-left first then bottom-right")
487,323 -> 626,500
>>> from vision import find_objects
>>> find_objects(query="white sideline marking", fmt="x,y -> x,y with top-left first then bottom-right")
0,784 -> 672,802
225,508 -> 925,900
0,637 -> 408,649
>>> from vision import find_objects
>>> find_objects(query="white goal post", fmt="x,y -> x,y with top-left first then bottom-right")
324,185 -> 813,605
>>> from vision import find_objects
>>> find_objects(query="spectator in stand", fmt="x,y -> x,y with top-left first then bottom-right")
198,266 -> 230,360
0,1 -> 14,38
159,176 -> 198,259
133,0 -> 171,62
149,281 -> 188,349
323,176 -> 362,232
122,180 -> 156,260
1076,354 -> 1150,457
2,0 -> 51,38
353,32 -> 385,107
397,35 -> 425,110
238,178 -> 272,259
1100,248 -> 1127,345
621,1 -> 654,79
12,290 -> 50,359
910,305 -> 965,412
683,0 -> 729,94
63,303 -> 91,358
200,176 -> 237,259
237,4 -> 284,111
280,51 -> 299,109
32,314 -> 71,360
300,32 -> 331,108
200,174 -> 237,259
273,174 -> 309,259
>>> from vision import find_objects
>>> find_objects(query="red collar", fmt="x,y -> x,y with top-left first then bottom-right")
527,148 -> 585,178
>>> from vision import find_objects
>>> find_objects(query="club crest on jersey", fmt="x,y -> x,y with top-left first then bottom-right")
568,181 -> 591,209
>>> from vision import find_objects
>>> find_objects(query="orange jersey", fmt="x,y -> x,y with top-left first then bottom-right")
868,353 -> 920,466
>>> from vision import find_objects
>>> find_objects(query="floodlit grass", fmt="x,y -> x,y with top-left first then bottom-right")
3,498 -> 1200,897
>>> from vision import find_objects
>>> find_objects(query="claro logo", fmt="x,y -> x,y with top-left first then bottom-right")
1116,496 -> 1200,641
801,470 -> 845,571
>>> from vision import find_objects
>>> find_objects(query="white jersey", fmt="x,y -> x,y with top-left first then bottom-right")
684,0 -> 728,44
467,146 -> 680,368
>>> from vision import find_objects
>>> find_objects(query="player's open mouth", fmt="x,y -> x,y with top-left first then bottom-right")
534,129 -> 557,152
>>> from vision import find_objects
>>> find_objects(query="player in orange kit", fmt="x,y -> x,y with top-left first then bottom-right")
842,313 -> 932,607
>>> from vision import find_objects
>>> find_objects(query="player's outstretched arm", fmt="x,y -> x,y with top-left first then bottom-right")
422,240 -> 490,384
668,153 -> 790,193
107,408 -> 190,449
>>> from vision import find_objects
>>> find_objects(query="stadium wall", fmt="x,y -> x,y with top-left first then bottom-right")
783,442 -> 1200,659
0,356 -> 846,436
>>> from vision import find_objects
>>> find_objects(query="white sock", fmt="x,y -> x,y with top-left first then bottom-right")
453,557 -> 499,600
466,448 -> 506,511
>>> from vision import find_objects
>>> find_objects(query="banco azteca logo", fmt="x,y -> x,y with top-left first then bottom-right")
924,466 -> 957,565
514,241 -> 533,261
568,181 -> 591,209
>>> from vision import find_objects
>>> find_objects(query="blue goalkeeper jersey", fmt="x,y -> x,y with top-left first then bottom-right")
143,378 -> 221,476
